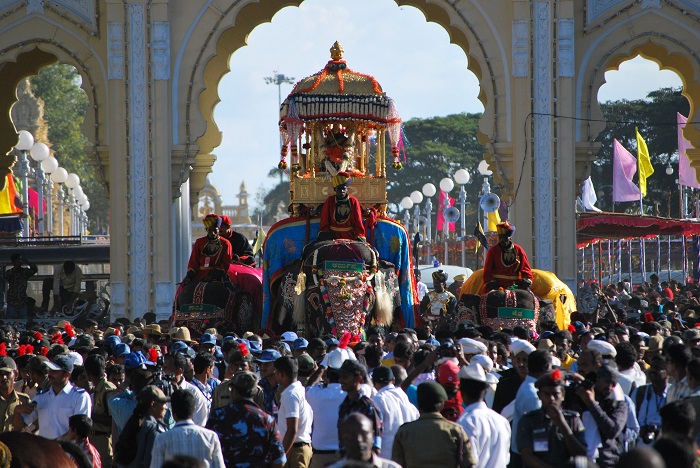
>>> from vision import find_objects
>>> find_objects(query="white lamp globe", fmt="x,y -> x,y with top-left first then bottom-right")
455,168 -> 471,185
65,173 -> 80,189
410,190 -> 424,204
83,201 -> 90,211
16,130 -> 34,151
41,157 -> 59,174
78,193 -> 88,206
51,167 -> 68,184
400,197 -> 414,210
422,183 -> 436,197
29,142 -> 50,162
477,161 -> 493,176
74,186 -> 85,199
440,178 -> 454,192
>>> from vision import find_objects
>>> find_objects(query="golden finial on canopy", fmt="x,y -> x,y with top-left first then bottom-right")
330,41 -> 344,60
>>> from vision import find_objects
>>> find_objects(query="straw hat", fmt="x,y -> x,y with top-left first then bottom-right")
142,324 -> 163,336
169,326 -> 192,343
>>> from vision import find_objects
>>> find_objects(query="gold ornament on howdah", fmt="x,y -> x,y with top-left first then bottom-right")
330,41 -> 344,60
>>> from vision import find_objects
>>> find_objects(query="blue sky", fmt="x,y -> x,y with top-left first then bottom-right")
209,0 -> 682,209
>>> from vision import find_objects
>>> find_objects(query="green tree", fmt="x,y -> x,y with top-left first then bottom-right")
30,64 -> 109,233
592,87 -> 689,217
387,113 -> 486,221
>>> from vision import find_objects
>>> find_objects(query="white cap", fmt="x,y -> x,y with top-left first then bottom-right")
458,361 -> 487,383
459,338 -> 488,355
67,351 -> 84,367
471,354 -> 494,373
587,339 -> 617,358
280,331 -> 299,342
510,339 -> 536,356
321,347 -> 357,369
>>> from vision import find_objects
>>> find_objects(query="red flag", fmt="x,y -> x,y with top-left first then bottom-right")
436,190 -> 455,232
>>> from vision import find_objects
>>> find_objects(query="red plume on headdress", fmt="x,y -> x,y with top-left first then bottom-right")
568,324 -> 576,334
50,333 -> 64,345
64,323 -> 75,338
40,346 -> 48,356
18,344 -> 34,356
33,332 -> 43,341
338,331 -> 351,349
148,348 -> 159,363
238,342 -> 249,357
0,343 -> 6,357
643,313 -> 655,323
114,329 -> 120,336
551,369 -> 562,381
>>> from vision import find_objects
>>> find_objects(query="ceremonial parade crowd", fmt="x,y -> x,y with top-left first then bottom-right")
1,271 -> 700,468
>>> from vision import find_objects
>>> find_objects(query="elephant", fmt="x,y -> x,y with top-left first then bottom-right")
173,280 -> 257,336
458,288 -> 541,334
269,239 -> 396,337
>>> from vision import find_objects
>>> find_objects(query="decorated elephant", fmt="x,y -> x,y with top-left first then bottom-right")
269,239 -> 395,337
173,280 -> 257,336
263,216 -> 420,330
460,268 -> 574,330
459,288 -> 541,334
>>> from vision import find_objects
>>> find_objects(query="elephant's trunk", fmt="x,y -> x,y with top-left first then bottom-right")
373,270 -> 393,326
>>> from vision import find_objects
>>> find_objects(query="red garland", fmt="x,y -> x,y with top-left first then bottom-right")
238,342 -> 249,357
551,369 -> 562,381
338,331 -> 351,349
64,323 -> 76,338
50,333 -> 64,345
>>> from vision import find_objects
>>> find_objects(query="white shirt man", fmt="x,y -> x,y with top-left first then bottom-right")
371,366 -> 419,455
279,380 -> 313,445
16,355 -> 92,440
457,362 -> 511,468
150,389 -> 224,468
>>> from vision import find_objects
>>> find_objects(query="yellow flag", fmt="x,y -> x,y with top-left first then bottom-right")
487,210 -> 501,232
636,127 -> 654,197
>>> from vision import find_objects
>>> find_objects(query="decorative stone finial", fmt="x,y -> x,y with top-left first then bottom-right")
330,41 -> 344,61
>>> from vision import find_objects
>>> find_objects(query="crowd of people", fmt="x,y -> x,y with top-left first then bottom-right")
0,270 -> 697,468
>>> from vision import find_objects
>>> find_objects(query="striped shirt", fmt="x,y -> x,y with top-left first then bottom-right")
150,420 -> 224,468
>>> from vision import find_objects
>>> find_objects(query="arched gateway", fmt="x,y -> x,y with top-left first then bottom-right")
1,0 -> 700,319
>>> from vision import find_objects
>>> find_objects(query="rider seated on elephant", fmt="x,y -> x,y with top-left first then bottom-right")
182,214 -> 233,286
483,220 -> 533,291
420,270 -> 457,323
220,215 -> 256,266
317,172 -> 366,242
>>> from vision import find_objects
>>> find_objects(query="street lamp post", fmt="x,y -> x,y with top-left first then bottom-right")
51,167 -> 68,235
439,177 -> 455,265
422,183 -> 436,265
29,142 -> 50,235
41,157 -> 58,235
14,130 -> 34,237
265,71 -> 296,179
454,168 -> 471,267
400,197 -> 413,233
64,173 -> 80,236
410,190 -> 423,263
